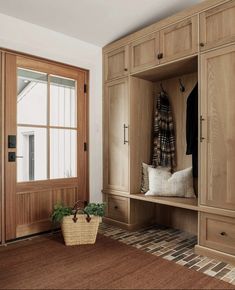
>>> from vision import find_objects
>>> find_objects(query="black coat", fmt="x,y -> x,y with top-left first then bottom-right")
186,83 -> 198,178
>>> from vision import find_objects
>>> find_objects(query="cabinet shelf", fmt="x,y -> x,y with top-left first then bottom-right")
129,193 -> 198,211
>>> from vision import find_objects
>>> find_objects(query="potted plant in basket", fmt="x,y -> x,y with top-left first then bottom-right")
51,201 -> 105,246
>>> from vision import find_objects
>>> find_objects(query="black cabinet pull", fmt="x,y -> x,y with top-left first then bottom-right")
124,68 -> 128,72
200,43 -> 205,47
157,53 -> 163,59
114,205 -> 118,210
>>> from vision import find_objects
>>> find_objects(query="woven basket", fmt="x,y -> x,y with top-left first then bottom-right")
61,214 -> 101,246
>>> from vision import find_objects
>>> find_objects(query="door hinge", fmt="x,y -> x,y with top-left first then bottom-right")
84,84 -> 87,93
84,142 -> 88,151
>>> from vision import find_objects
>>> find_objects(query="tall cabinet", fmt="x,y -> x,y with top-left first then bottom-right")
103,0 -> 235,264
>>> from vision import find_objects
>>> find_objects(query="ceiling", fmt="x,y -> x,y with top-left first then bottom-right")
0,0 -> 202,47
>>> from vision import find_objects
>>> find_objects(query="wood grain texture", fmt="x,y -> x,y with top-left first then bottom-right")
200,0 -> 235,51
200,44 -> 235,210
132,55 -> 198,82
129,77 -> 154,193
160,15 -> 198,63
103,78 -> 129,192
5,53 -> 17,241
195,244 -> 235,265
130,32 -> 160,73
154,72 -> 198,172
200,212 -> 235,255
4,53 -> 88,241
103,0 -> 228,53
155,204 -> 198,235
0,52 -> 1,243
104,46 -> 129,81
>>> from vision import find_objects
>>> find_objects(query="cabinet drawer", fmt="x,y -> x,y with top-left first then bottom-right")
107,195 -> 128,223
200,213 -> 235,255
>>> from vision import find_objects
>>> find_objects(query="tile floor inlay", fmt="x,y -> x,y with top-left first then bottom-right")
99,223 -> 235,285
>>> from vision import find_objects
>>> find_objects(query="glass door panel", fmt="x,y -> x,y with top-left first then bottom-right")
16,69 -> 77,182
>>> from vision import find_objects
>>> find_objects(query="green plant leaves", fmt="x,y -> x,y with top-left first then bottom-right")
51,202 -> 106,224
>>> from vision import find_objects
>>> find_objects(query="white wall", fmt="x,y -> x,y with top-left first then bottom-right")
0,13 -> 103,202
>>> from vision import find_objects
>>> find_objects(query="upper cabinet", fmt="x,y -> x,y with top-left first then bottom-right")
200,1 -> 235,51
130,32 -> 160,73
159,16 -> 198,63
104,46 -> 129,81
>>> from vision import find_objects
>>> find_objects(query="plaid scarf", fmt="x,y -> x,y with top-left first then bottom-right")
152,92 -> 176,169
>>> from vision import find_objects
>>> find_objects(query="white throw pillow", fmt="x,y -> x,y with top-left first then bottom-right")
145,167 -> 195,198
141,163 -> 170,193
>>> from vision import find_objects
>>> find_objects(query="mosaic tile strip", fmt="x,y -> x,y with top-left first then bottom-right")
99,223 -> 235,285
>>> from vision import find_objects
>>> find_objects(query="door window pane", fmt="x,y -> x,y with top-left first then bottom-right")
50,129 -> 77,179
17,127 -> 47,182
50,76 -> 76,127
17,68 -> 47,125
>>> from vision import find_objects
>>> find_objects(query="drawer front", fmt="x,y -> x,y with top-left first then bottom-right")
107,195 -> 128,223
200,213 -> 235,255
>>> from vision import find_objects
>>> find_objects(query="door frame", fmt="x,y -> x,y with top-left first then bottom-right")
0,48 -> 89,243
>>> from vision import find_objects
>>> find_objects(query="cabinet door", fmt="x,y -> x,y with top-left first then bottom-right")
104,46 -> 128,81
200,1 -> 235,51
200,45 -> 235,211
130,32 -> 160,73
103,78 -> 129,192
159,16 -> 198,63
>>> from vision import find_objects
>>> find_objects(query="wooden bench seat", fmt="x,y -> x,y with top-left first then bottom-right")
129,193 -> 198,211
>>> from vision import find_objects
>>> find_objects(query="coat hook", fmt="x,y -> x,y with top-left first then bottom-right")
179,78 -> 185,92
160,82 -> 166,95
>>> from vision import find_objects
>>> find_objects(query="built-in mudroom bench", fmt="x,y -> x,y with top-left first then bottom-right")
102,0 -> 235,265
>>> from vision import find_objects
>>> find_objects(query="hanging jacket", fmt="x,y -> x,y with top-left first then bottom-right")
152,92 -> 176,169
186,82 -> 198,177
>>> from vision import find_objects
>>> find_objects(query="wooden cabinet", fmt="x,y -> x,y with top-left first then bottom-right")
104,46 -> 129,81
159,16 -> 198,63
103,78 -> 129,192
106,195 -> 129,223
200,213 -> 235,255
200,1 -> 235,51
130,32 -> 160,73
200,44 -> 235,211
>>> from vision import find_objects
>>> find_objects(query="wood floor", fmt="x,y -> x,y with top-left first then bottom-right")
0,232 -> 233,289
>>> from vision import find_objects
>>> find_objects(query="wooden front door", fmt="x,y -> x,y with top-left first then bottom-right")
4,53 -> 88,241
200,44 -> 235,211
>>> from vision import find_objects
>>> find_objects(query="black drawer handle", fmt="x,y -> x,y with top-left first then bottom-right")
114,205 -> 118,210
220,232 -> 227,236
157,53 -> 163,60
200,42 -> 205,47
124,68 -> 128,72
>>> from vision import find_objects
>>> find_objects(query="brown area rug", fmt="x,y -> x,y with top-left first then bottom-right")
0,233 -> 233,289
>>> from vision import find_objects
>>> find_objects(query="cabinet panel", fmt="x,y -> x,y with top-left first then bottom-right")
104,46 -> 128,81
200,45 -> 235,210
200,1 -> 235,51
130,32 -> 160,73
160,16 -> 198,63
200,213 -> 235,255
107,195 -> 128,223
103,78 -> 129,192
